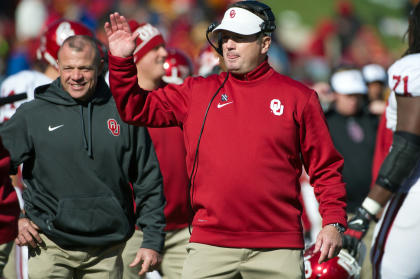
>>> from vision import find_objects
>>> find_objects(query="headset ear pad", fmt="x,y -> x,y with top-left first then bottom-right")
232,1 -> 276,33
206,23 -> 223,56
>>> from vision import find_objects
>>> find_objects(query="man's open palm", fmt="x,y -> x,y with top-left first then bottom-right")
104,12 -> 138,58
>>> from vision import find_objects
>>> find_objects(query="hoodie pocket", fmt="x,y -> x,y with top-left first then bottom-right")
53,196 -> 130,235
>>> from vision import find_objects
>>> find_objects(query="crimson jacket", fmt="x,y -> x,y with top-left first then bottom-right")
0,139 -> 19,244
109,54 -> 347,249
148,126 -> 190,231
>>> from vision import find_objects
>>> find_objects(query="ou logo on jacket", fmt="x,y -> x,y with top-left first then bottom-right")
107,119 -> 120,136
270,99 -> 284,116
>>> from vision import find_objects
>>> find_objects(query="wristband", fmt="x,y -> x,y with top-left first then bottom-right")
362,197 -> 382,216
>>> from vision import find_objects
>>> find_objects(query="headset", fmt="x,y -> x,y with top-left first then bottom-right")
189,1 -> 275,233
206,0 -> 276,56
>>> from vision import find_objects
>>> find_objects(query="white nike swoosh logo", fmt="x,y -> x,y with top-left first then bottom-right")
217,101 -> 233,108
350,219 -> 364,226
48,125 -> 64,132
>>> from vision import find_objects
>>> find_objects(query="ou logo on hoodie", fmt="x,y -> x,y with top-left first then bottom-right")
107,119 -> 120,136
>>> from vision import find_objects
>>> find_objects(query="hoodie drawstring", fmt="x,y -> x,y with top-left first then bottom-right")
79,104 -> 93,158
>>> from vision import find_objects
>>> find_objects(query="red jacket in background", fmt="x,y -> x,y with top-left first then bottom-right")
370,112 -> 393,187
0,139 -> 19,244
148,126 -> 189,231
108,55 -> 347,249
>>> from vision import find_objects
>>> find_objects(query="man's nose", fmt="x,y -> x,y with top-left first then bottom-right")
224,38 -> 236,49
71,69 -> 83,80
158,46 -> 168,58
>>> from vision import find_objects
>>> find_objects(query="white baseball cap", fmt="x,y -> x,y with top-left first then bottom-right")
213,7 -> 264,35
331,70 -> 367,95
362,64 -> 387,83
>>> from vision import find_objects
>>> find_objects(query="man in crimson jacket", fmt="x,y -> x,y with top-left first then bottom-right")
105,1 -> 347,278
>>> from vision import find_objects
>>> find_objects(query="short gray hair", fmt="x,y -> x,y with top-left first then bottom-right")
58,35 -> 101,66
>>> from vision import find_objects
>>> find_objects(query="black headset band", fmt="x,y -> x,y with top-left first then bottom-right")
231,1 -> 276,33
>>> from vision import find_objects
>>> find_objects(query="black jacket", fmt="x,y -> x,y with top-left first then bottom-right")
325,106 -> 378,213
0,77 -> 165,251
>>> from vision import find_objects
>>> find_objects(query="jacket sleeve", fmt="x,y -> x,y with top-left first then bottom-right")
0,138 -> 19,244
299,93 -> 347,227
130,126 -> 166,253
0,105 -> 33,173
108,53 -> 191,127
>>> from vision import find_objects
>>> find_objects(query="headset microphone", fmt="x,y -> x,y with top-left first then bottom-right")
206,23 -> 223,56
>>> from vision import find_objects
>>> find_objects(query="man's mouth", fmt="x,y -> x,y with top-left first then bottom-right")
226,53 -> 239,60
70,83 -> 85,90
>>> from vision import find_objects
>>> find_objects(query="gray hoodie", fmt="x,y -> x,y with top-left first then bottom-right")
0,77 -> 165,251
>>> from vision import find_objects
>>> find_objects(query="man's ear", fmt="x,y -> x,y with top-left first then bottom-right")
261,36 -> 271,55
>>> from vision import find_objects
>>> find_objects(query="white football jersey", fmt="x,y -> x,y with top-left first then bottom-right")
372,53 -> 420,279
387,53 -> 420,97
0,70 -> 52,122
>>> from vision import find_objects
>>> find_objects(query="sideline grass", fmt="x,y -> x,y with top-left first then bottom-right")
264,0 -> 407,52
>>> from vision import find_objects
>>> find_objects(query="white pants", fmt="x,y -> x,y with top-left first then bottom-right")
371,179 -> 420,279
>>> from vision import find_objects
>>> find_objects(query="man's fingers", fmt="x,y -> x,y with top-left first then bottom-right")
119,15 -> 131,33
129,254 -> 141,268
110,13 -> 118,32
328,246 -> 337,260
115,13 -> 124,31
150,256 -> 158,267
22,231 -> 36,248
30,221 -> 40,230
15,234 -> 26,246
138,258 -> 151,276
26,224 -> 42,245
313,238 -> 322,254
318,247 -> 328,263
104,22 -> 111,36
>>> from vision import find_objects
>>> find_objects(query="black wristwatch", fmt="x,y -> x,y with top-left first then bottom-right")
328,223 -> 346,234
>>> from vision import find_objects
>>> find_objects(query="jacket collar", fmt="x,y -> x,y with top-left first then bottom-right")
231,58 -> 271,81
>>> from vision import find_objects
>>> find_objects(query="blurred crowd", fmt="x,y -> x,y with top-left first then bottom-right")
0,0 -> 417,86
0,0 -> 420,278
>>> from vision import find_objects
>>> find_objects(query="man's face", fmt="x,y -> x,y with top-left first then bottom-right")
137,45 -> 168,81
334,93 -> 364,116
219,31 -> 270,74
58,44 -> 100,101
367,82 -> 384,101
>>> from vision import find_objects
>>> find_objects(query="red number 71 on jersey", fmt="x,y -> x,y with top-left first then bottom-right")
392,75 -> 411,96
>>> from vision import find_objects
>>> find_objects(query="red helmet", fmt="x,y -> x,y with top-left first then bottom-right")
162,48 -> 193,85
37,19 -> 94,69
304,244 -> 361,279
196,44 -> 220,77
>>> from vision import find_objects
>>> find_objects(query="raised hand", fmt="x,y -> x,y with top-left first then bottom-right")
104,12 -> 138,58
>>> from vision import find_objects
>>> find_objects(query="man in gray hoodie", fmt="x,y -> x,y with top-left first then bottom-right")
0,35 -> 165,279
